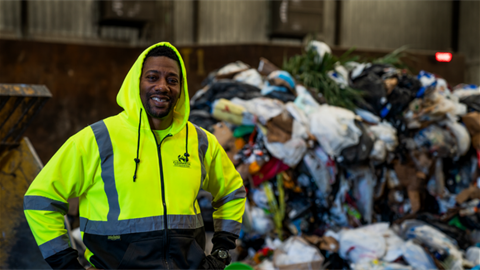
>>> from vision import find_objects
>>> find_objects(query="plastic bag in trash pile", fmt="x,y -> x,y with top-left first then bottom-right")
401,240 -> 437,270
234,68 -> 265,89
191,80 -> 262,112
453,83 -> 480,99
216,61 -> 250,78
399,219 -> 462,260
352,261 -> 412,270
413,124 -> 457,158
466,247 -> 480,265
309,104 -> 362,157
273,236 -> 324,270
338,224 -> 386,263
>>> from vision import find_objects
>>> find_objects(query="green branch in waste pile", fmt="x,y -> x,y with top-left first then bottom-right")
371,45 -> 415,72
283,47 -> 364,110
262,177 -> 285,241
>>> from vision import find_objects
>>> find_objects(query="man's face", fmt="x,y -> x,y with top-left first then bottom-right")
140,56 -> 181,119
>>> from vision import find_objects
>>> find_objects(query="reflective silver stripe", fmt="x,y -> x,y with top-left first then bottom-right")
193,124 -> 209,228
212,186 -> 246,209
168,214 -> 204,229
24,195 -> 68,215
80,214 -> 204,235
38,234 -> 71,259
214,219 -> 242,235
194,124 -> 208,190
91,120 -> 120,222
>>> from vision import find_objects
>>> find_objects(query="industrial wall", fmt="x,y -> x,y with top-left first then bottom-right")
339,0 -> 453,51
173,0 -> 475,84
459,1 -> 480,85
173,0 -> 269,45
0,0 -> 172,46
0,1 -> 478,82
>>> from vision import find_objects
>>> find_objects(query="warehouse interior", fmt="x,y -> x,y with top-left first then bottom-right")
2,0 -> 480,269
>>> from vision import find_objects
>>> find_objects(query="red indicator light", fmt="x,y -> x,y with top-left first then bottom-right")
435,52 -> 452,62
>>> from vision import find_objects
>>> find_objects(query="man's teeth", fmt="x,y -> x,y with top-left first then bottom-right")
152,97 -> 167,102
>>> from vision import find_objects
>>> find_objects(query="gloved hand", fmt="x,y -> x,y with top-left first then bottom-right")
201,255 -> 226,270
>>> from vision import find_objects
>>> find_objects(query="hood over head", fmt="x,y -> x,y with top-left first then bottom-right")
117,42 -> 189,135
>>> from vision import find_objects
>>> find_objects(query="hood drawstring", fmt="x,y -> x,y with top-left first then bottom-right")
133,108 -> 142,182
133,109 -> 190,181
184,124 -> 190,162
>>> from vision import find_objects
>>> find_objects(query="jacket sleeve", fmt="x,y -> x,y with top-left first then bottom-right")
24,129 -> 95,269
202,131 -> 246,251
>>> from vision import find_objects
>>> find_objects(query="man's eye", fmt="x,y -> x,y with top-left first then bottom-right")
168,78 -> 178,84
147,76 -> 157,80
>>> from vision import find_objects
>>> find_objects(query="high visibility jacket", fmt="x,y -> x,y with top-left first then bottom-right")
24,42 -> 246,269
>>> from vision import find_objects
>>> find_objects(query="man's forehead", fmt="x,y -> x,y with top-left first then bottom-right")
143,56 -> 181,74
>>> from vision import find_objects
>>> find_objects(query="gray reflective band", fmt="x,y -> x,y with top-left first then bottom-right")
91,120 -> 120,222
212,186 -> 246,209
80,214 -> 204,235
194,124 -> 208,189
24,195 -> 68,215
214,219 -> 242,236
38,234 -> 71,259
168,214 -> 204,229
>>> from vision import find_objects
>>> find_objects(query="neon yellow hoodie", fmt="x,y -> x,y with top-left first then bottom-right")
24,42 -> 246,269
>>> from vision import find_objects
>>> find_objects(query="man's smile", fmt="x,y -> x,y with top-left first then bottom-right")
149,94 -> 171,107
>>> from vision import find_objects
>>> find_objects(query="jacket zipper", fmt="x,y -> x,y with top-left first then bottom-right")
154,133 -> 172,270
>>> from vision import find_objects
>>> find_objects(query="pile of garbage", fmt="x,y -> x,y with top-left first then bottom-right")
191,41 -> 480,270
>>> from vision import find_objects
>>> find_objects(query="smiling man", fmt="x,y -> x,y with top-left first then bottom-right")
23,42 -> 246,269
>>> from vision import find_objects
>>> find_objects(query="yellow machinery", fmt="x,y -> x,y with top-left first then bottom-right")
0,84 -> 51,268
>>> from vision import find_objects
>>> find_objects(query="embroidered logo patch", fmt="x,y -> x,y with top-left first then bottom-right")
173,154 -> 191,168
108,235 -> 121,241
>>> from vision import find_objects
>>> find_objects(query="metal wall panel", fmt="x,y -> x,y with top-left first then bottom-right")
173,0 -> 194,45
0,0 -> 172,46
0,1 -> 20,35
459,1 -> 480,84
340,0 -> 452,51
197,0 -> 269,44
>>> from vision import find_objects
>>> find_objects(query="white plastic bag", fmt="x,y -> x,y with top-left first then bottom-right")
309,104 -> 361,157
442,120 -> 471,157
250,206 -> 274,235
338,225 -> 386,263
352,261 -> 412,270
369,121 -> 398,152
285,102 -> 310,140
231,97 -> 284,125
263,137 -> 307,167
302,147 -> 335,195
307,40 -> 331,64
401,240 -> 437,270
233,68 -> 265,89
274,236 -> 324,267
466,246 -> 480,265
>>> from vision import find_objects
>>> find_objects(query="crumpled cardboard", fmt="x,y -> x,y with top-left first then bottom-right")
266,111 -> 293,143
462,112 -> 480,150
456,184 -> 480,204
462,112 -> 480,135
213,122 -> 236,162
302,234 -> 340,253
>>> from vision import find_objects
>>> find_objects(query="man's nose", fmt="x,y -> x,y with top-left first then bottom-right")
155,78 -> 168,91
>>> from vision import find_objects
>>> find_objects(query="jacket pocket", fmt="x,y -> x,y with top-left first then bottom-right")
168,235 -> 205,270
117,237 -> 164,269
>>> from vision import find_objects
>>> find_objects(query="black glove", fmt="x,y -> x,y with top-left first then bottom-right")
201,255 -> 225,270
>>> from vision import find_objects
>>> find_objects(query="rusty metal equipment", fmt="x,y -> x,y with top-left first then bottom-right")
0,84 -> 51,268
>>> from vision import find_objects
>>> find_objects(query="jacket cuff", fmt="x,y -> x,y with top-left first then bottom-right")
45,248 -> 84,269
211,231 -> 238,251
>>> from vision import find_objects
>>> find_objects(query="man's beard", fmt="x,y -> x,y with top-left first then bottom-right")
145,100 -> 173,119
